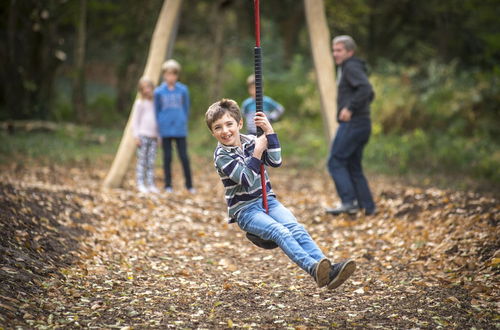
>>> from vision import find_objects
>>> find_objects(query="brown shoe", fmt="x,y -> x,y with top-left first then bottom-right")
313,258 -> 331,287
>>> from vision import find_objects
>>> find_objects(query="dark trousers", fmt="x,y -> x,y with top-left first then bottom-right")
327,118 -> 375,212
161,137 -> 193,189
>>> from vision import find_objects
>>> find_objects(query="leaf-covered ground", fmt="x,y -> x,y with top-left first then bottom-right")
1,160 -> 498,329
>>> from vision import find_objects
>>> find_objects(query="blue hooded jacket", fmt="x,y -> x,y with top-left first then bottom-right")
154,81 -> 190,137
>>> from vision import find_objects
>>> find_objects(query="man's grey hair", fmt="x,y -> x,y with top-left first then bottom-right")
332,35 -> 357,52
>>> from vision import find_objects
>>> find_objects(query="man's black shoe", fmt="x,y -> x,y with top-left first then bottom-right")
327,259 -> 356,290
325,203 -> 359,215
365,207 -> 377,216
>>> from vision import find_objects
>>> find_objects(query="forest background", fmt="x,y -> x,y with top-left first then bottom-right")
1,0 -> 499,189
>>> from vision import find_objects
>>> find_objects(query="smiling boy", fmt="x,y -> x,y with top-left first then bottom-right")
205,98 -> 356,290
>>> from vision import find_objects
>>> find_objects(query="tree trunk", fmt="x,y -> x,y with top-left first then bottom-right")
72,0 -> 87,123
2,0 -> 64,120
102,0 -> 183,189
209,0 -> 229,101
304,0 -> 337,143
166,11 -> 180,60
3,0 -> 22,119
279,4 -> 303,66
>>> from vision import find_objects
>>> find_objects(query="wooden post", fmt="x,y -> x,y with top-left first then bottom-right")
304,0 -> 338,142
102,0 -> 183,189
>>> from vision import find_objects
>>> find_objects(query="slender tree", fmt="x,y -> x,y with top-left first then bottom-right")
0,0 -> 69,120
304,0 -> 337,142
72,0 -> 87,123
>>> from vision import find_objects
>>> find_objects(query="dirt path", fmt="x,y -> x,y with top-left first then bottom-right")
1,162 -> 498,328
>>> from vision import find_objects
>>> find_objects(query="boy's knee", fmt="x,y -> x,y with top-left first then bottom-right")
294,223 -> 306,232
265,224 -> 291,241
290,223 -> 308,236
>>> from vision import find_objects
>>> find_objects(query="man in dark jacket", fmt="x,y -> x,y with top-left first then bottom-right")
326,35 -> 376,216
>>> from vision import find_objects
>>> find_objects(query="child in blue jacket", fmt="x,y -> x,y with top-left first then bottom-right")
241,74 -> 285,135
154,59 -> 194,193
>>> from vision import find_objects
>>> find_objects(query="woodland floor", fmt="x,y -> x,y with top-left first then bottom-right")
0,159 -> 498,329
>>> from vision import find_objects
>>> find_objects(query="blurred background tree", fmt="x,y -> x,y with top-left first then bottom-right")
1,0 -> 499,183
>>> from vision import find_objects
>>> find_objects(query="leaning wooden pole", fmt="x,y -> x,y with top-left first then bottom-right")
304,0 -> 338,142
103,0 -> 183,189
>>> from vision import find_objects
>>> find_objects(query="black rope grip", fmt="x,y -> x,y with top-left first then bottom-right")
254,47 -> 264,137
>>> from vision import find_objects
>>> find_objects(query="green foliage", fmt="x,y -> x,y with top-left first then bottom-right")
222,59 -> 252,105
366,60 -> 500,183
51,98 -> 73,122
265,55 -> 319,119
365,129 -> 500,182
272,118 -> 326,168
0,127 -> 122,165
325,0 -> 500,68
86,94 -> 123,127
370,67 -> 416,133
371,61 -> 500,140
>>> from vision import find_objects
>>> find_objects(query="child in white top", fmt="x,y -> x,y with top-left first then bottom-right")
132,77 -> 160,193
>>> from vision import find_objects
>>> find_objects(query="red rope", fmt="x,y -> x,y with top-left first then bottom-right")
260,164 -> 268,212
254,0 -> 260,47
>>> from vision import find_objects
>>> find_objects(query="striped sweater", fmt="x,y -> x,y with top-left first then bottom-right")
213,133 -> 282,222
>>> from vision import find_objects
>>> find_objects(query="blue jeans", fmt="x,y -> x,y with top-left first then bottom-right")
327,118 -> 375,212
161,137 -> 193,189
236,196 -> 326,275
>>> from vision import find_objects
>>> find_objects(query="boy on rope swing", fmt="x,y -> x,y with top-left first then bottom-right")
205,98 -> 356,290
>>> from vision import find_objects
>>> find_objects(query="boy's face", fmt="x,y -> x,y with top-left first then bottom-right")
164,70 -> 178,86
211,113 -> 243,147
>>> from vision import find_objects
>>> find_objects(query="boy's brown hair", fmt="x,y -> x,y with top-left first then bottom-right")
205,99 -> 242,131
